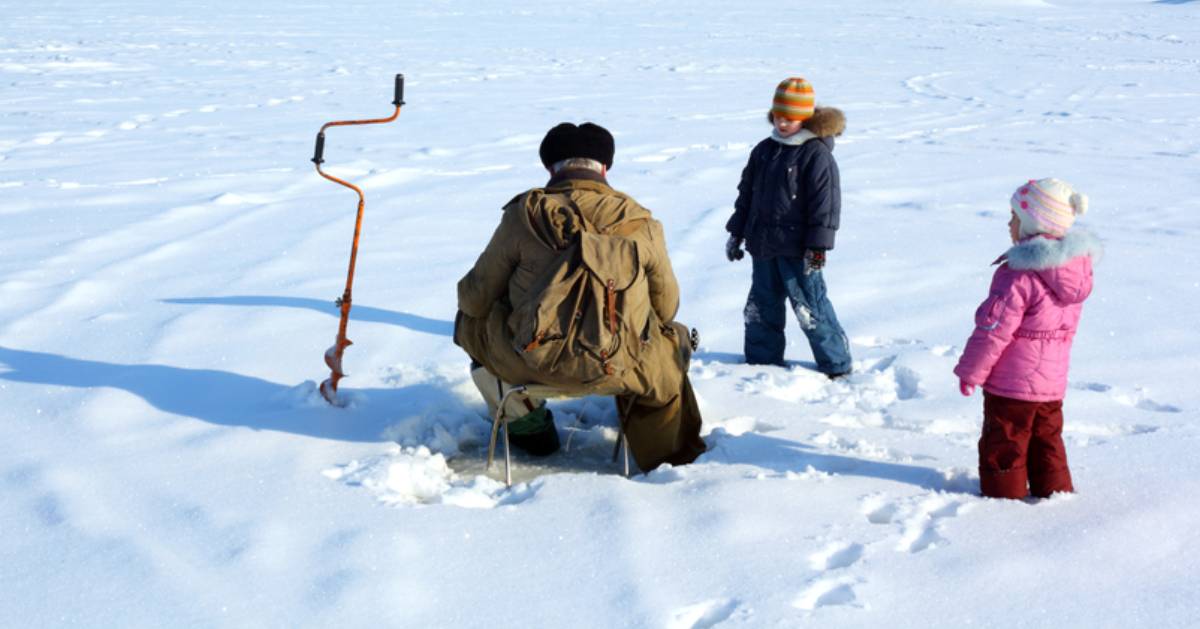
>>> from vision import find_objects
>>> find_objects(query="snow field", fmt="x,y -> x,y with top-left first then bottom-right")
3,0 -> 1199,627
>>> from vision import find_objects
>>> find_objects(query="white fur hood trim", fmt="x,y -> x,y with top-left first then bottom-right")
1003,228 -> 1103,271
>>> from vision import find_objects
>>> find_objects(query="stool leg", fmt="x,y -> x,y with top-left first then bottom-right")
487,406 -> 502,471
613,396 -> 634,476
490,385 -> 525,488
621,433 -> 630,477
503,420 -> 512,487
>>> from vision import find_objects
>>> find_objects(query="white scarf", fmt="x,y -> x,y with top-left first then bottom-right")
771,128 -> 817,146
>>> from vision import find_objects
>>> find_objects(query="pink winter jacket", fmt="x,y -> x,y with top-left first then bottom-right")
954,230 -> 1102,402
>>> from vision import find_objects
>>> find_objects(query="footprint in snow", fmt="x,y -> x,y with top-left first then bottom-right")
930,344 -> 956,357
895,494 -> 969,554
266,95 -> 304,106
736,370 -> 828,404
794,577 -> 861,611
34,493 -> 67,527
808,541 -> 865,571
32,132 -> 64,145
707,415 -> 783,438
690,360 -> 731,381
860,492 -> 971,553
860,494 -> 901,525
893,365 -> 922,401
1068,422 -> 1160,443
1073,382 -> 1181,413
667,598 -> 743,629
851,336 -> 923,349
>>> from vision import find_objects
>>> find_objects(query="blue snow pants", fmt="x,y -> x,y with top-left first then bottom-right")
743,255 -> 852,375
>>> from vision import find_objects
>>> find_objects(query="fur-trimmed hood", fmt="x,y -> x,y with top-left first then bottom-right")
1003,228 -> 1102,270
770,107 -> 846,146
999,228 -> 1101,304
804,106 -> 846,138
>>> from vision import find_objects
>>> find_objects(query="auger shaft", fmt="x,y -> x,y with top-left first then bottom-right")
313,74 -> 405,405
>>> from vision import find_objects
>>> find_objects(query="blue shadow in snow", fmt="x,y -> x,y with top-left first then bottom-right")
0,346 -> 465,443
707,430 -> 957,492
163,296 -> 453,337
693,350 -> 820,373
693,350 -> 745,364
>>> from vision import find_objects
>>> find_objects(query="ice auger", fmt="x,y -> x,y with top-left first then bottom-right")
312,74 -> 405,405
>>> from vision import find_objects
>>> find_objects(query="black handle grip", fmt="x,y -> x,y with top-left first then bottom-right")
312,132 -> 325,165
392,74 -> 405,106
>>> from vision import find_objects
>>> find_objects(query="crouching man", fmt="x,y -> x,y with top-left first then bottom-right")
453,122 -> 706,472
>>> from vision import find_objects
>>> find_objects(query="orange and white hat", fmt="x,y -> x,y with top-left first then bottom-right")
1011,178 -> 1089,238
771,77 -> 816,122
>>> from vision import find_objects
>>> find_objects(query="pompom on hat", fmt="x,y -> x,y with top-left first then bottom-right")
539,122 -> 615,170
771,77 -> 816,122
1010,177 -> 1088,238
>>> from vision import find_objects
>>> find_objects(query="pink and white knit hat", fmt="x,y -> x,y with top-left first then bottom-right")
1010,178 -> 1088,238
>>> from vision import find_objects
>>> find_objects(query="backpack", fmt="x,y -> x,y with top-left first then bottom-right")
507,199 -> 653,387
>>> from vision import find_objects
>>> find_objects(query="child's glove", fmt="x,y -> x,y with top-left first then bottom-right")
804,248 -> 826,273
959,380 -> 976,397
725,235 -> 745,261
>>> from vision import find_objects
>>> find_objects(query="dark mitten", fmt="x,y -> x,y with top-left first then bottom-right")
805,248 -> 826,272
726,235 -> 745,261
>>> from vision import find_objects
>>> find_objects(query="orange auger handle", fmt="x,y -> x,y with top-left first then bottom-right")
314,74 -> 405,406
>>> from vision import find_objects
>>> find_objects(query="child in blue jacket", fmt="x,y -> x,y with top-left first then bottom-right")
725,77 -> 851,377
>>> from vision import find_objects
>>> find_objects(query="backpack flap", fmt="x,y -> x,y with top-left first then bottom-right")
577,231 -> 649,372
509,243 -> 590,373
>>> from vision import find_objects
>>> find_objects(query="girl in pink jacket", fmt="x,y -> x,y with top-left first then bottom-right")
954,178 -> 1102,499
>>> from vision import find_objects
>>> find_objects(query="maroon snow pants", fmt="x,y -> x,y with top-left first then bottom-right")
979,392 -> 1074,499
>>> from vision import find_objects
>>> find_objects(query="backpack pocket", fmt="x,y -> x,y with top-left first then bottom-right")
576,232 -> 648,375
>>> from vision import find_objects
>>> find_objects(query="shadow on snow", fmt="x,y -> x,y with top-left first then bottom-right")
3,345 -> 961,491
0,345 -> 467,443
705,430 -> 956,492
692,350 -> 821,374
162,295 -> 453,337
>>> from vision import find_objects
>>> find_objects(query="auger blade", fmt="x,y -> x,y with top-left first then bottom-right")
319,377 -> 341,406
320,338 -> 353,405
323,338 -> 352,374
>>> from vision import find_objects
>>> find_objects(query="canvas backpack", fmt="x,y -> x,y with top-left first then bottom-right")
507,197 -> 653,387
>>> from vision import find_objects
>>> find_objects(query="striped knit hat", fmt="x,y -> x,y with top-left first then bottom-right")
771,77 -> 816,122
1011,178 -> 1089,238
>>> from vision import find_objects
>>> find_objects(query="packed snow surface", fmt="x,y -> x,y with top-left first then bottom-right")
2,1 -> 1198,627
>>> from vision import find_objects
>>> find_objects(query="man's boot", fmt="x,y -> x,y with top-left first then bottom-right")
507,405 -> 560,456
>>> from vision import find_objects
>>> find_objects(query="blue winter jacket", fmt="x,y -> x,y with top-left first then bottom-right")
725,107 -> 845,259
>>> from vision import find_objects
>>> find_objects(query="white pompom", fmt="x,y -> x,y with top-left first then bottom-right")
1069,192 -> 1088,216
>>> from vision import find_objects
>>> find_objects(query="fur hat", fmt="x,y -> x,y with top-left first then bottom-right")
539,122 -> 615,170
1011,178 -> 1089,238
771,77 -> 816,122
